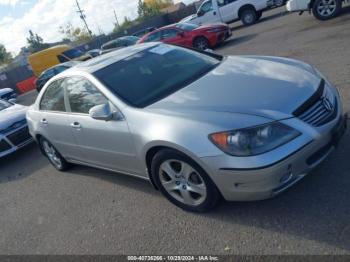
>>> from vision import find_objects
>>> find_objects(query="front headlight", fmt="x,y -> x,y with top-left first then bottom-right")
209,122 -> 301,156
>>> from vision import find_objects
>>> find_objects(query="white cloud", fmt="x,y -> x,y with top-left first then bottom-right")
0,0 -> 20,6
0,0 -> 193,54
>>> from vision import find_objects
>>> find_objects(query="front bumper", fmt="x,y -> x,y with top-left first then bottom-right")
200,111 -> 347,201
0,125 -> 33,158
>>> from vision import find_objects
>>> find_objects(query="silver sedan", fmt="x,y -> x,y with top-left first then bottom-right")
26,43 -> 347,212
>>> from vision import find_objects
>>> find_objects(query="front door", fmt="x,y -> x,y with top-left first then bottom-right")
62,76 -> 141,174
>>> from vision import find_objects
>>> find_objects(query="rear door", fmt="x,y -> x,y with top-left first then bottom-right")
63,76 -> 140,174
38,79 -> 79,159
217,0 -> 239,21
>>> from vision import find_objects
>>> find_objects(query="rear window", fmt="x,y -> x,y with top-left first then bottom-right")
93,44 -> 220,108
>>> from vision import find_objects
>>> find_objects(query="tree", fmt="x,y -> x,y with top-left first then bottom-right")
59,23 -> 93,43
0,44 -> 12,65
145,0 -> 174,9
113,16 -> 134,34
26,30 -> 50,53
137,0 -> 162,20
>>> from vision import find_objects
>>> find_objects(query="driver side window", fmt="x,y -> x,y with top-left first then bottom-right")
200,1 -> 213,13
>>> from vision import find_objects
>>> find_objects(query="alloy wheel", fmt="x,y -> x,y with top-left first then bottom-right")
42,140 -> 63,169
317,0 -> 337,17
159,160 -> 207,206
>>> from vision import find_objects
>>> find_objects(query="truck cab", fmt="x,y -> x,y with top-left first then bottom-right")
181,0 -> 269,26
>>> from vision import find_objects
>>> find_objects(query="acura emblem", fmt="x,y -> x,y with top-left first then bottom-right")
322,97 -> 333,112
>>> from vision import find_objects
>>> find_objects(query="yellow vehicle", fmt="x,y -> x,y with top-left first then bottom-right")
28,45 -> 91,76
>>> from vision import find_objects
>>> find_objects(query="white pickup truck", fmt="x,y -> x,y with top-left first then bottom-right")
286,0 -> 350,20
181,0 -> 271,26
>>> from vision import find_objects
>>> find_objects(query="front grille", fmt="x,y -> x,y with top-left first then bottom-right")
7,126 -> 31,146
294,79 -> 337,127
0,139 -> 12,152
0,119 -> 27,134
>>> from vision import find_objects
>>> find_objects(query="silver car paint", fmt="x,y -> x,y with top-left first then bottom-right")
26,44 -> 343,200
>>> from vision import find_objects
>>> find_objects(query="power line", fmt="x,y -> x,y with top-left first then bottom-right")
75,0 -> 93,37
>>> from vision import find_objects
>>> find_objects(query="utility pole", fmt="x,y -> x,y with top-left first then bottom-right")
113,9 -> 119,28
75,0 -> 93,37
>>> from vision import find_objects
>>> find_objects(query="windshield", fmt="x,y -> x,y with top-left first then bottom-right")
62,48 -> 84,59
94,44 -> 220,108
0,99 -> 11,111
124,36 -> 140,44
176,23 -> 199,31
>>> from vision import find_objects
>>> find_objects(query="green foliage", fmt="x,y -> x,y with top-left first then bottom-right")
137,0 -> 162,20
0,44 -> 12,65
26,30 -> 50,53
59,23 -> 93,43
113,16 -> 135,34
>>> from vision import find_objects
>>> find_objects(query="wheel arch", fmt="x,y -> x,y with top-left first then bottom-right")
238,4 -> 257,18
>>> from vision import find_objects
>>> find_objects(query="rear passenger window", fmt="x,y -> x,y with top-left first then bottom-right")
63,77 -> 107,114
40,80 -> 66,112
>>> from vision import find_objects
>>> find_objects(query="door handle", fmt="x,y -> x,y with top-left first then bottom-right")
41,119 -> 48,125
70,122 -> 81,129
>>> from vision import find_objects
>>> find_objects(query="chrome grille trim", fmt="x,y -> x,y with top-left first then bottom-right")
294,79 -> 337,127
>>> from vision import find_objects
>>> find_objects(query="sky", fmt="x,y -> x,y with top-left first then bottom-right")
0,0 -> 194,55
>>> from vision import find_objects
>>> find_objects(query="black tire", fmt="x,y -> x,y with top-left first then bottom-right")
39,137 -> 70,171
312,0 -> 341,20
256,10 -> 263,20
151,149 -> 221,212
193,36 -> 210,51
240,8 -> 257,26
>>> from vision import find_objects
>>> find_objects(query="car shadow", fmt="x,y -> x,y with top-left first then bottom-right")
0,143 -> 48,184
198,123 -> 350,251
65,164 -> 158,196
219,34 -> 257,49
230,8 -> 290,31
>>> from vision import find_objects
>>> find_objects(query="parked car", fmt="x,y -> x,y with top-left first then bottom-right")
28,45 -> 91,77
0,99 -> 32,158
138,22 -> 232,50
27,43 -> 347,212
133,27 -> 157,38
86,49 -> 101,57
0,88 -> 17,102
181,0 -> 270,26
35,61 -> 80,92
286,0 -> 348,20
100,36 -> 139,55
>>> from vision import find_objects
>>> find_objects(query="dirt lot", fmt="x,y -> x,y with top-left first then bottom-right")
1,6 -> 350,255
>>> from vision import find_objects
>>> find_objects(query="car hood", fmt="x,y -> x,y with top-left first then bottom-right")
0,104 -> 28,131
148,56 -> 321,120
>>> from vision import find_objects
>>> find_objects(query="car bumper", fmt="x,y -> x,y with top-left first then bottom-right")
200,109 -> 347,201
0,125 -> 33,158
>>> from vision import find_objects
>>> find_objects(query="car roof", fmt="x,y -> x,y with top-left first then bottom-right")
74,42 -> 158,74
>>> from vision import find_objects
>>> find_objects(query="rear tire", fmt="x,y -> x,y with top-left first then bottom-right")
39,137 -> 70,171
240,8 -> 257,25
193,36 -> 210,51
151,149 -> 221,212
312,0 -> 341,20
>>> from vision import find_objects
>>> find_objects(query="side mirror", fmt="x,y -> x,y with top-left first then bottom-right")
89,103 -> 113,121
177,31 -> 185,37
8,98 -> 17,104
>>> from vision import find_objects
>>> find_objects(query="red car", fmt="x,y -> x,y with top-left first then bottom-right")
138,22 -> 232,50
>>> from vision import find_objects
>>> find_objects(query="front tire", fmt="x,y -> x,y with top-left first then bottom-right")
240,8 -> 257,25
151,149 -> 221,212
312,0 -> 341,20
39,137 -> 70,171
